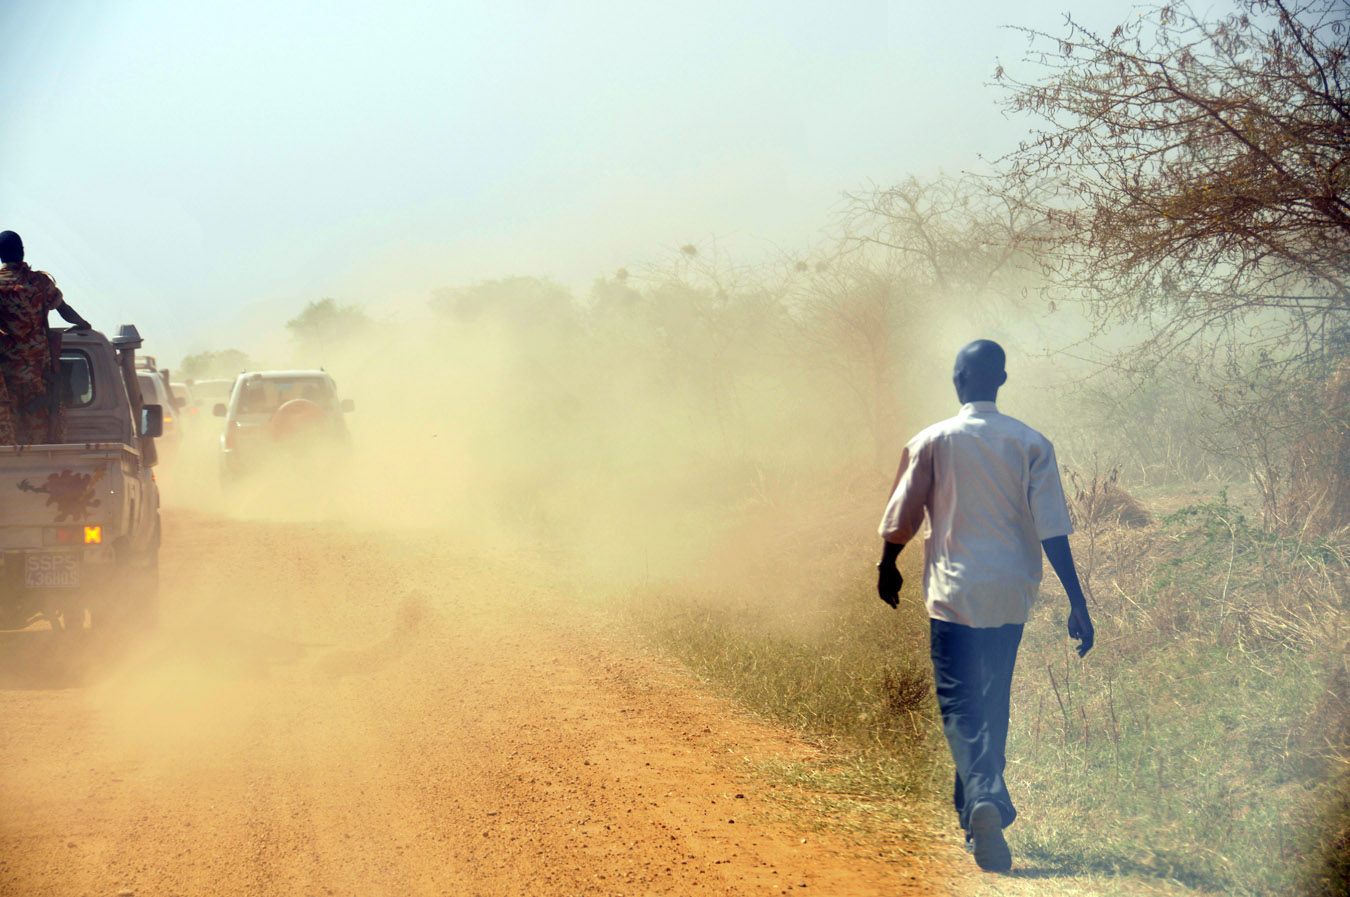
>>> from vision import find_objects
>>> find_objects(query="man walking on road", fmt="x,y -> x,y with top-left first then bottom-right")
875,339 -> 1094,873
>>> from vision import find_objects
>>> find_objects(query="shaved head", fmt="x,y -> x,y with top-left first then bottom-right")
952,339 -> 1007,403
956,340 -> 1005,378
0,231 -> 22,264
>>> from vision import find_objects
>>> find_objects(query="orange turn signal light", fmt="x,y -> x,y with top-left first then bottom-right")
83,526 -> 102,545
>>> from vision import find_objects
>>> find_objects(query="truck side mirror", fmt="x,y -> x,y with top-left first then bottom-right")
173,396 -> 187,409
141,404 -> 164,438
341,398 -> 355,413
213,403 -> 227,417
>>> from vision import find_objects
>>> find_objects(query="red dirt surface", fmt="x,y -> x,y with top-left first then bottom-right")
0,510 -> 958,896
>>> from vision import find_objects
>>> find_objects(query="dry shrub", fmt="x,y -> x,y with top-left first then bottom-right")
1068,465 -> 1150,529
879,665 -> 930,719
1068,484 -> 1349,657
1308,648 -> 1350,771
1288,360 -> 1350,534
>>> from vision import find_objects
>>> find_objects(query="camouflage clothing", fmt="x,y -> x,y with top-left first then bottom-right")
0,262 -> 65,444
0,366 -> 13,444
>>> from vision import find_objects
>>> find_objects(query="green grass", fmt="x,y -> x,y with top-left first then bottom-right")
1008,610 -> 1329,892
628,587 -> 937,759
1006,494 -> 1350,895
617,488 -> 1350,896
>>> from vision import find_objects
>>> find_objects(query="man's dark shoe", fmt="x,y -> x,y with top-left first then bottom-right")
969,802 -> 1011,873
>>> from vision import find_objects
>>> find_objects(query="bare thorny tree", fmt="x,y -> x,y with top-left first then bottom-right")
779,175 -> 1053,468
843,174 -> 1051,310
784,251 -> 919,469
995,0 -> 1350,530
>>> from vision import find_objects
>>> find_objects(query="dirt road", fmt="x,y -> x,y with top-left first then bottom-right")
0,510 -> 963,896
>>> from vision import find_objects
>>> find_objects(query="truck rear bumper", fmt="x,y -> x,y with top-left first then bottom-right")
0,550 -> 117,629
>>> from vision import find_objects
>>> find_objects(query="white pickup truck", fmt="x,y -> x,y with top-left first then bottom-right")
0,325 -> 164,631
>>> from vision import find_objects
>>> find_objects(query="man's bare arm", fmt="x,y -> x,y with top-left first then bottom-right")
1041,535 -> 1094,657
55,302 -> 90,330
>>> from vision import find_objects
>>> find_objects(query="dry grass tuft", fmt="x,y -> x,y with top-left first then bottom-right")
1068,464 -> 1150,529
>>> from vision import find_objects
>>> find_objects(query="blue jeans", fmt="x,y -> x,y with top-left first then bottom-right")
929,618 -> 1024,834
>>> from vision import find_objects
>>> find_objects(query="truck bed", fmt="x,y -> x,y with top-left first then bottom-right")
0,443 -> 141,548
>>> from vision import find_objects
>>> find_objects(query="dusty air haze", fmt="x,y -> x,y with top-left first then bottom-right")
5,1 -> 1339,896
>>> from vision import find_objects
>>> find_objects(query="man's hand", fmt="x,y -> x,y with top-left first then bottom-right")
876,564 -> 902,609
1067,604 -> 1094,658
876,539 -> 905,609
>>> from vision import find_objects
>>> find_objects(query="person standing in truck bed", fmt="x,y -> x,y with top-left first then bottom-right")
0,231 -> 91,445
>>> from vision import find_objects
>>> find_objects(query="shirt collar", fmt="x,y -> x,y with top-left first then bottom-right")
960,401 -> 998,415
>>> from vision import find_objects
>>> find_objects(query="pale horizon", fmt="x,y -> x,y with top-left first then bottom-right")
2,0 -> 1157,364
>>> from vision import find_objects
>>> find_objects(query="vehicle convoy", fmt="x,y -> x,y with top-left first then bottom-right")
185,377 -> 234,414
215,370 -> 354,482
136,356 -> 183,452
0,325 -> 164,631
170,381 -> 199,428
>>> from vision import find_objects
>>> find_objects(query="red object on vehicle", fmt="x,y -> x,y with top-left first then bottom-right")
268,398 -> 325,440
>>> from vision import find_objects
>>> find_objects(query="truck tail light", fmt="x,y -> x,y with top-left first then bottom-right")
44,526 -> 99,546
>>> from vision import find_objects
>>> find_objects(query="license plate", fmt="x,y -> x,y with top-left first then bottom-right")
24,554 -> 79,589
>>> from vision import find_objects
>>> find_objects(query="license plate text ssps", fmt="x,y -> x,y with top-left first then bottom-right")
24,554 -> 79,589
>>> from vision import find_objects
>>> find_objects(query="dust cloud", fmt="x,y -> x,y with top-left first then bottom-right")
12,242 -> 1339,897
70,267 -> 989,777
70,239 -> 1106,778
160,272 -> 1004,594
142,259 -> 1108,657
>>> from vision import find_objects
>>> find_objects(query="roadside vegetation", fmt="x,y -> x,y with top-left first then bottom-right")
181,1 -> 1347,891
615,470 -> 1348,896
617,5 -> 1350,891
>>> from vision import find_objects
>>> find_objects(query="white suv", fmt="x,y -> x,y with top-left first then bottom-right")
215,370 -> 353,482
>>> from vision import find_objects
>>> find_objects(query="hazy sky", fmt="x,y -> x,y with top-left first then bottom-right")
2,0 -> 1151,362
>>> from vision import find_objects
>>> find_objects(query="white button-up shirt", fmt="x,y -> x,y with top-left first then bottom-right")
878,401 -> 1074,628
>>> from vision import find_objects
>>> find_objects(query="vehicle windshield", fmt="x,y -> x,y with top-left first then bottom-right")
234,377 -> 336,415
